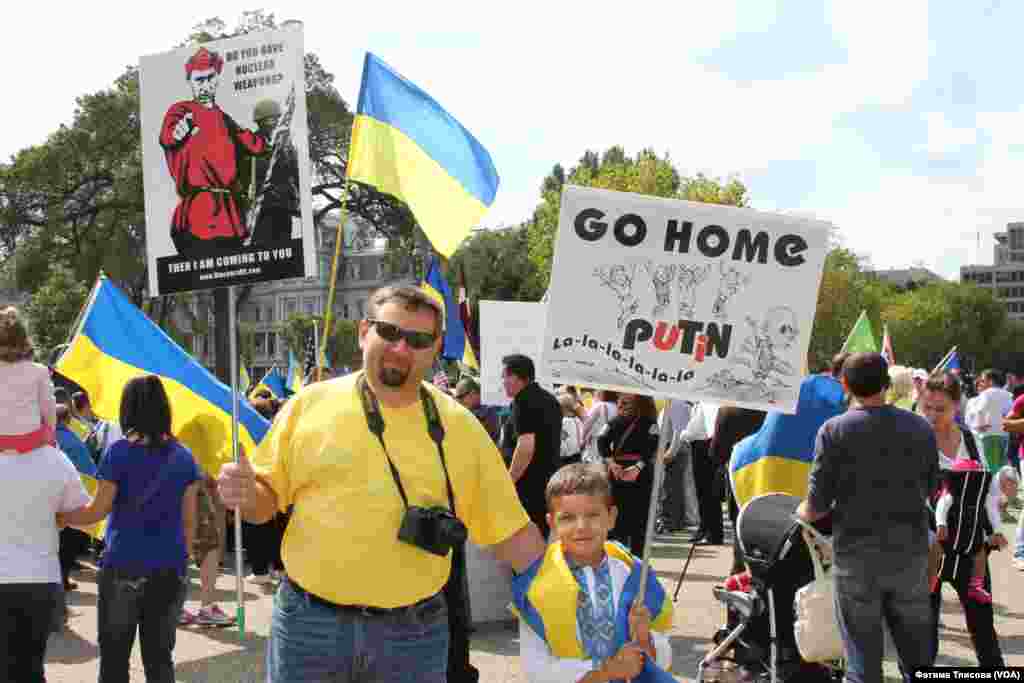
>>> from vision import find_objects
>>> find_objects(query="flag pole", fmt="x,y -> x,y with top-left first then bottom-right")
320,153 -> 350,384
932,346 -> 957,375
227,285 -> 246,640
635,437 -> 669,608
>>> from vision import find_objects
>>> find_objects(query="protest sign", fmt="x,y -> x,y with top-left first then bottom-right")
479,300 -> 553,406
540,185 -> 829,413
139,26 -> 316,295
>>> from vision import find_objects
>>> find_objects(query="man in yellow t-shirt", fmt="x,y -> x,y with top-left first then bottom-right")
218,285 -> 546,683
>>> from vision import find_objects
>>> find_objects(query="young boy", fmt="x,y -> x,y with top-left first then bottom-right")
512,463 -> 675,682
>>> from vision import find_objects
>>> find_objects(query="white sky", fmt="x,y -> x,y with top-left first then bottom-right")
5,1 -> 1021,279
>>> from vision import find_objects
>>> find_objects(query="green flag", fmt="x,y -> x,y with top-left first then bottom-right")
840,310 -> 878,353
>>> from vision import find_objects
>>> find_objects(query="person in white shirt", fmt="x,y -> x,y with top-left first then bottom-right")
558,394 -> 585,465
965,370 -> 1014,435
657,399 -> 696,532
580,390 -> 618,465
680,401 -> 721,544
0,308 -> 91,680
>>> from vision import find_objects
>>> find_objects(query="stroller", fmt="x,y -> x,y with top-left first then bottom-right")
697,494 -> 843,683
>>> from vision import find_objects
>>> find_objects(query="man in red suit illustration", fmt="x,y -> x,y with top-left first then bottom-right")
160,47 -> 268,257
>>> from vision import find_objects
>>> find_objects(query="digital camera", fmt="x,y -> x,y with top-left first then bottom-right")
398,506 -> 468,556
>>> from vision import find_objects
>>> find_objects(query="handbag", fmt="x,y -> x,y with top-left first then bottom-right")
792,518 -> 844,663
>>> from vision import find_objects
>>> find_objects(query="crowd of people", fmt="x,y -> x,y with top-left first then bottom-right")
5,288 -> 1024,682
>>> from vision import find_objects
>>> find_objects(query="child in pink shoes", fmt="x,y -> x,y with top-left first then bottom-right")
935,461 -> 1018,603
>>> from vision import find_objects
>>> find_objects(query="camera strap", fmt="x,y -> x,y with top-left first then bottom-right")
357,374 -> 457,517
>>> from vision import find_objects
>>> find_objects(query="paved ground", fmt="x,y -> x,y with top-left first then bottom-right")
42,525 -> 1024,682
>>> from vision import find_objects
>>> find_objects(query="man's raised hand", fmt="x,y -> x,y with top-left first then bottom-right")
173,112 -> 197,142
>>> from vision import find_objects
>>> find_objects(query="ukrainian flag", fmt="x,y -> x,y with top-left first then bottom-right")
252,367 -> 289,400
55,276 -> 270,479
348,53 -> 499,258
421,258 -> 473,365
730,374 -> 847,509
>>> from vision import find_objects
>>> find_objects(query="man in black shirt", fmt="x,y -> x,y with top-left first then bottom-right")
503,354 -> 562,539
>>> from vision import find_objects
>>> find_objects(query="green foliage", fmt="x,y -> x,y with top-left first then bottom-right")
23,267 -> 91,357
450,225 -> 543,304
277,313 -> 360,369
881,281 -> 1007,370
525,147 -> 747,296
807,247 -> 896,370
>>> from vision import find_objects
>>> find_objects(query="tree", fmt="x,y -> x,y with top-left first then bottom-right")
449,224 -> 543,305
806,247 -> 896,370
23,267 -> 91,358
881,281 -> 1008,371
525,147 -> 747,295
276,313 -> 359,370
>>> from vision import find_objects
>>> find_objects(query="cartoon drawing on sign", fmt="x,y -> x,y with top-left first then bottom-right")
594,264 -> 639,329
711,263 -> 751,319
696,307 -> 799,404
735,307 -> 799,385
676,264 -> 712,319
643,261 -> 677,318
159,47 -> 272,258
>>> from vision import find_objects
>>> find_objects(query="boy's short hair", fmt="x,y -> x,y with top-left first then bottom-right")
545,463 -> 613,510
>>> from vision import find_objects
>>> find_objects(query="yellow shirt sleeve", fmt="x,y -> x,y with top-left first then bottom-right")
450,408 -> 531,547
252,394 -> 299,513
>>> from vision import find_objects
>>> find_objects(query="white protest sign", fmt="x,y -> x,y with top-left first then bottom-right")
139,25 -> 316,295
479,301 -> 554,406
540,185 -> 829,413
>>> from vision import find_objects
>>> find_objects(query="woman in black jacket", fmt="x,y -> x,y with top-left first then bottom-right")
598,393 -> 661,556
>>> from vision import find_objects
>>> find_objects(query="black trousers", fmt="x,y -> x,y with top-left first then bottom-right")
692,440 -> 723,542
97,568 -> 187,683
610,469 -> 655,557
58,528 -> 90,584
244,515 -> 286,576
0,582 -> 60,682
930,563 -> 1003,666
660,459 -> 686,530
444,542 -> 479,683
251,207 -> 297,245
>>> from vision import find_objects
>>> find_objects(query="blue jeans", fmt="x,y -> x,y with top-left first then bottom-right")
833,555 -> 934,683
97,567 -> 188,683
267,576 -> 449,683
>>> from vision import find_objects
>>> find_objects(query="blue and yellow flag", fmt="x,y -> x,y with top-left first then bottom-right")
348,53 -> 499,258
252,367 -> 289,400
421,258 -> 469,363
729,374 -> 847,509
55,276 -> 270,479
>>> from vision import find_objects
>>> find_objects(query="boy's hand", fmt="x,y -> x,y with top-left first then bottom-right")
992,532 -> 1008,549
603,644 -> 645,680
628,603 -> 653,655
620,466 -> 641,483
607,462 -> 624,480
936,525 -> 948,542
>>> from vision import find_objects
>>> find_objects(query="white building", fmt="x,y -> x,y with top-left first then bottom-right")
961,222 -> 1024,321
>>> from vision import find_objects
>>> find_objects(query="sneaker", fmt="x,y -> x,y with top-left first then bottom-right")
967,579 -> 992,605
196,604 -> 235,627
250,573 -> 274,585
179,609 -> 197,626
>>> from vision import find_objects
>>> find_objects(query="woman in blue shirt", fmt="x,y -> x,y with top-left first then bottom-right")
61,375 -> 202,683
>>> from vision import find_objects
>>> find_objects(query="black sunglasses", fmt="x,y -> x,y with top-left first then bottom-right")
367,319 -> 437,350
